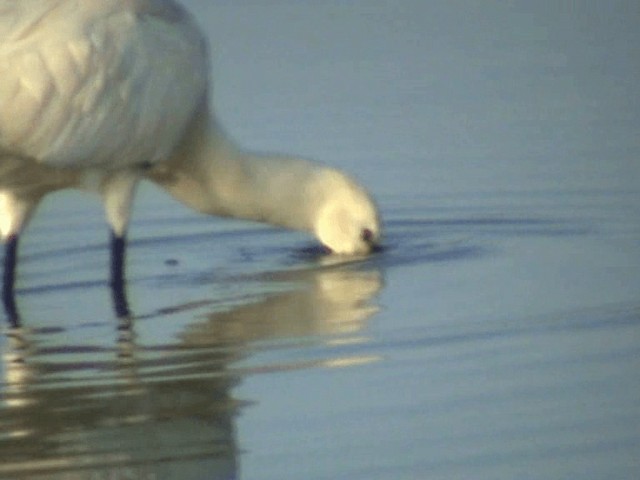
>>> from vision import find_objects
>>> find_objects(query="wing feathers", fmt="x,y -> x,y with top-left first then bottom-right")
0,1 -> 208,168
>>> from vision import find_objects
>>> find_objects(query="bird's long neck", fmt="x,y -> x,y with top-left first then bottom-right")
148,112 -> 324,233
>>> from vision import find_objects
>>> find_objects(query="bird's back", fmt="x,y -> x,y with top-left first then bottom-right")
0,0 -> 208,169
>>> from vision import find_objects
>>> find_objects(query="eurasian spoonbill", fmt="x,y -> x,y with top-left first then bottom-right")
0,0 -> 381,321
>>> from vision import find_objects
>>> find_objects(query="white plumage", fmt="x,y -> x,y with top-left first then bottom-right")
0,0 -> 381,320
0,0 -> 207,168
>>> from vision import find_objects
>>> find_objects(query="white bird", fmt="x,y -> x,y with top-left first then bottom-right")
0,0 -> 381,321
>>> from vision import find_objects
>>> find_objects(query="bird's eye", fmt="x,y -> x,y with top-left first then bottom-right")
361,228 -> 374,244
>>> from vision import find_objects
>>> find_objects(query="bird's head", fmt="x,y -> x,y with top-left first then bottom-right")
312,169 -> 382,255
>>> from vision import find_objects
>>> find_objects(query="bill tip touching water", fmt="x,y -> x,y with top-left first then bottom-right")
0,0 -> 381,322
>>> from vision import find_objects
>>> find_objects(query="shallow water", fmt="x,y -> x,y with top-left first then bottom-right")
2,2 -> 640,479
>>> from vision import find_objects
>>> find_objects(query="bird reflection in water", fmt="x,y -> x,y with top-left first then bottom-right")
0,261 -> 382,479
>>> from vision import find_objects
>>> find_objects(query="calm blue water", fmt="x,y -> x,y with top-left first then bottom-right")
1,2 -> 639,479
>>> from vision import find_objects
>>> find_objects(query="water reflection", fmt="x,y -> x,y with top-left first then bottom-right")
1,320 -> 239,479
181,265 -> 382,345
0,260 -> 382,479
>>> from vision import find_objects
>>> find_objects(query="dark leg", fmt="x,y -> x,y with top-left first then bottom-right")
2,234 -> 20,327
110,231 -> 130,318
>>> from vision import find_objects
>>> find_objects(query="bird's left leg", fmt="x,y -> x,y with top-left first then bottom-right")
2,233 -> 20,327
1,191 -> 39,326
101,170 -> 141,318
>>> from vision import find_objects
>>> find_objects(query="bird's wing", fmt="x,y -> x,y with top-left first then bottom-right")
0,0 -> 208,168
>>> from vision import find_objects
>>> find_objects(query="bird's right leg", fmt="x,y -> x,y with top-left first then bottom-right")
1,191 -> 38,326
2,233 -> 19,326
101,170 -> 141,318
109,229 -> 129,318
